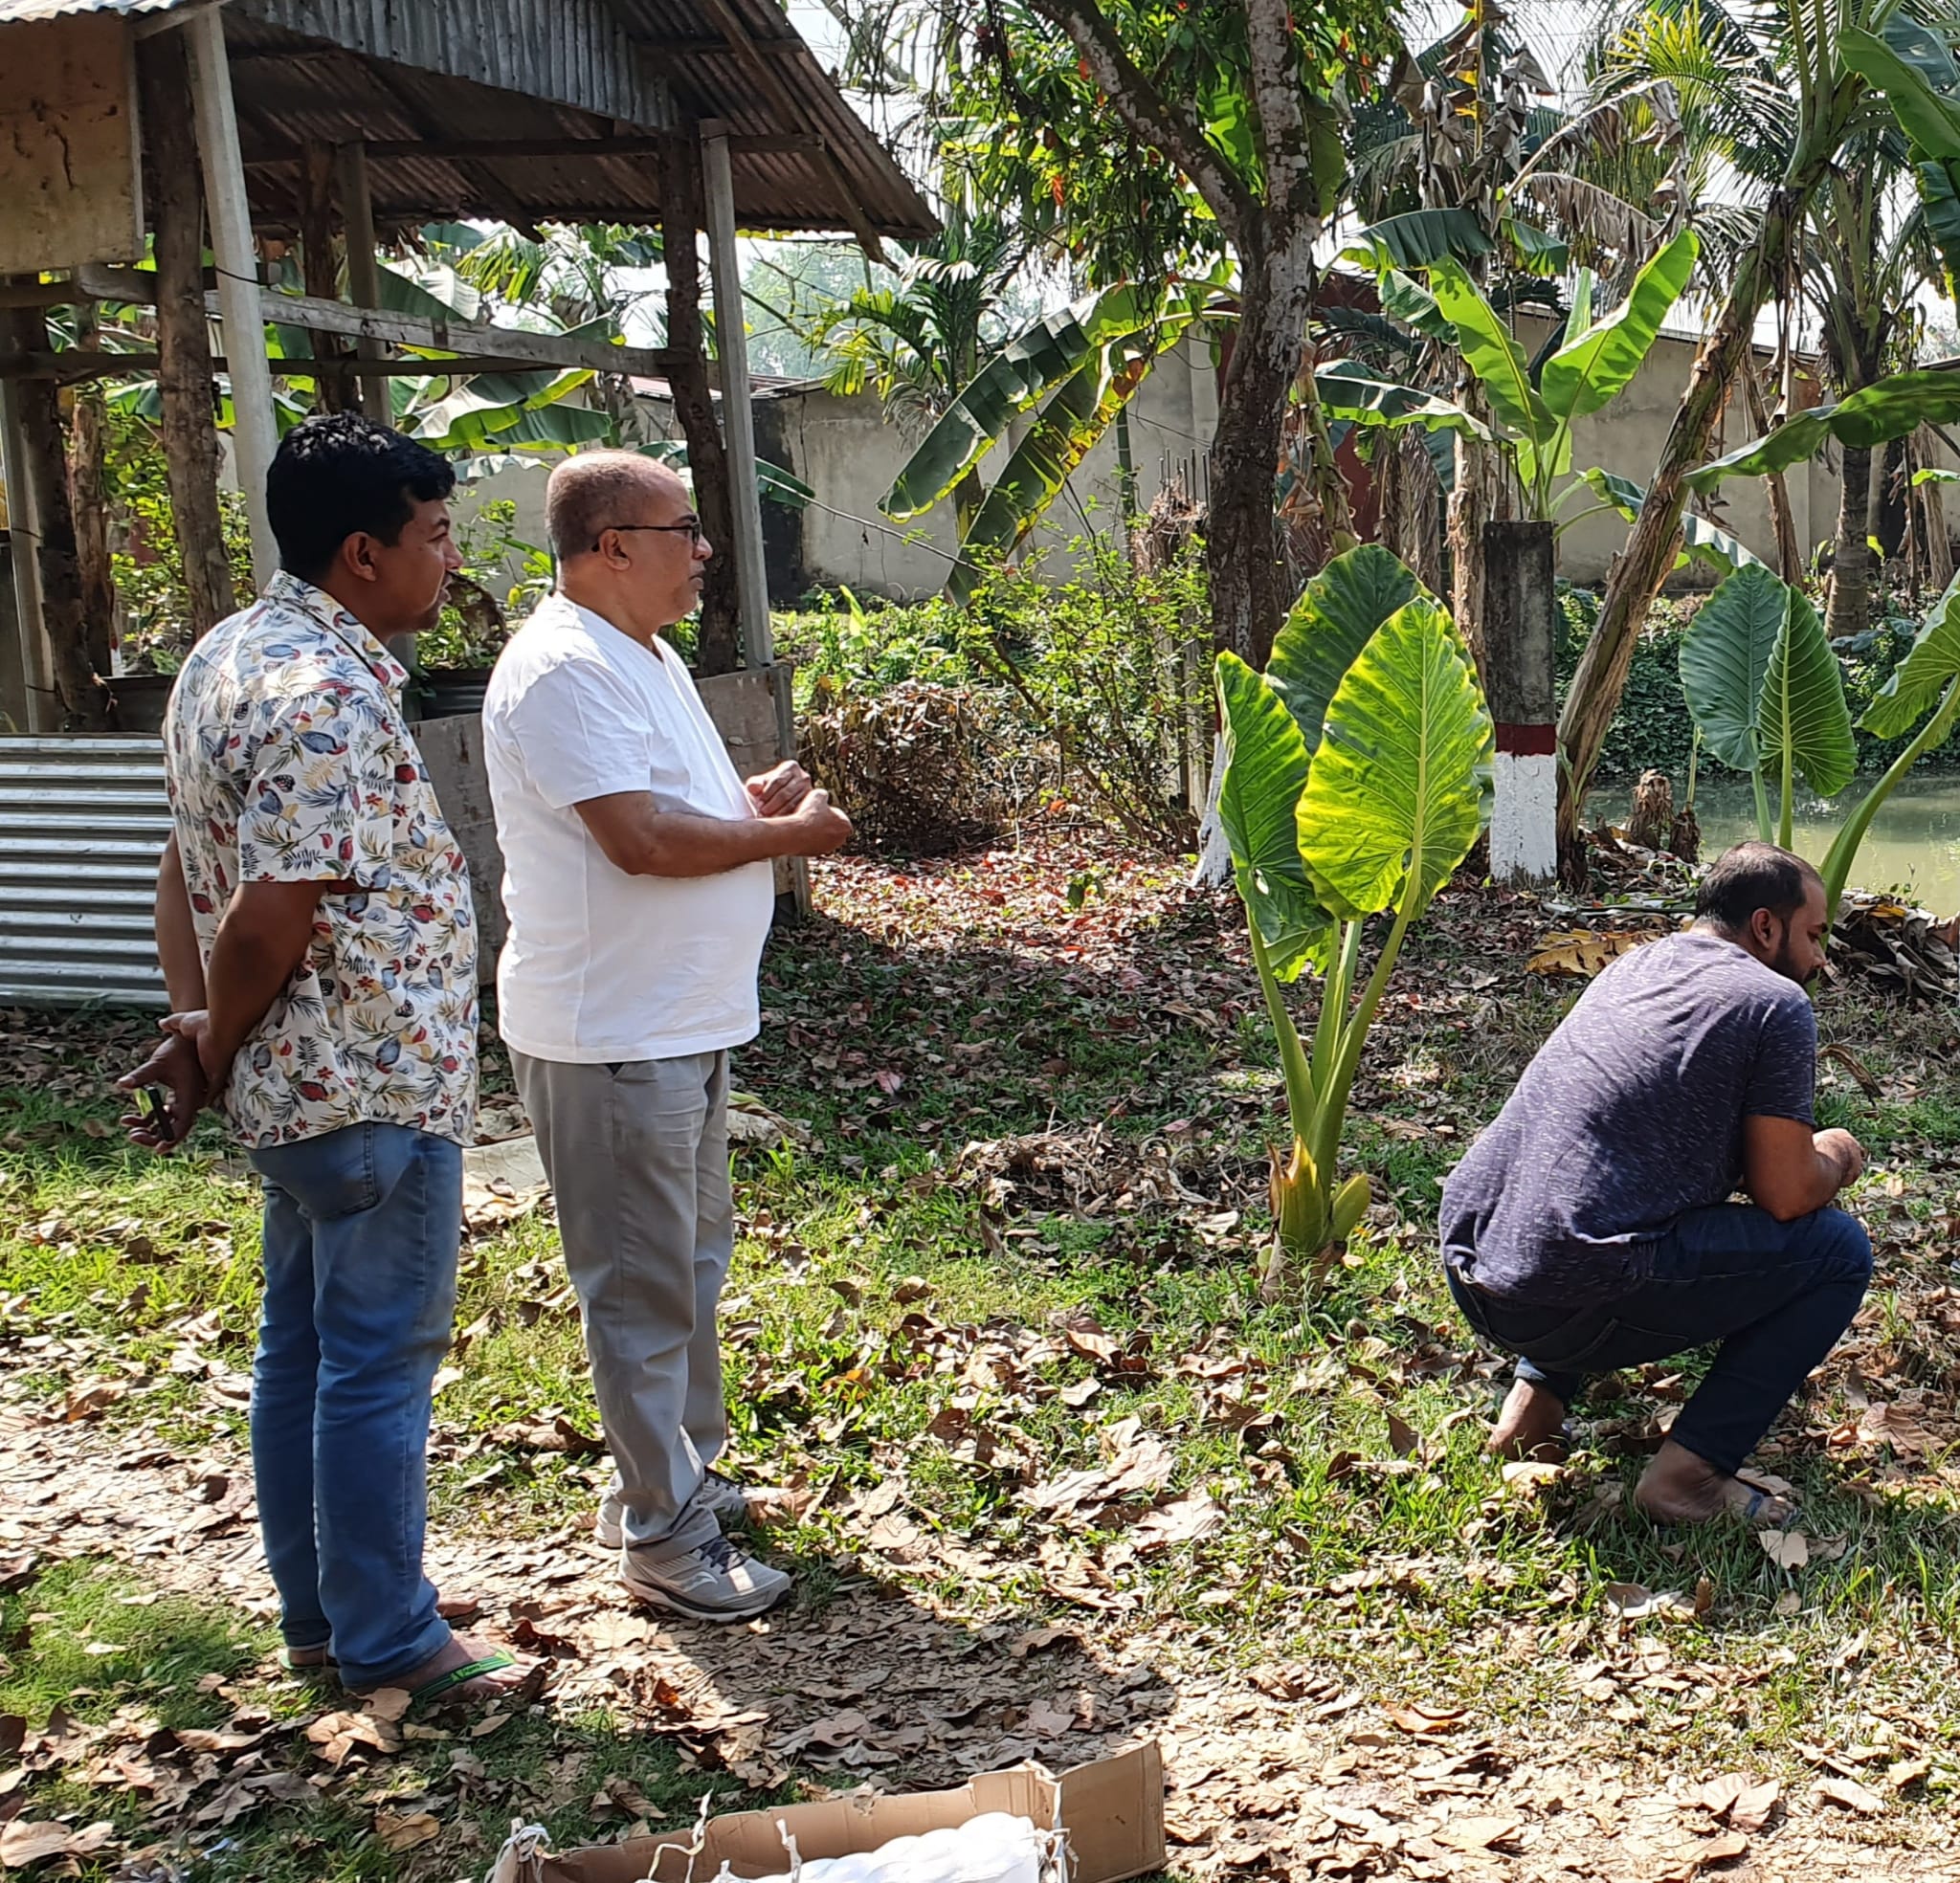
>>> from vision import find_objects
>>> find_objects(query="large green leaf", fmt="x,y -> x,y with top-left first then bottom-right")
1426,258 -> 1556,448
1266,545 -> 1425,756
1296,597 -> 1492,922
1757,586 -> 1856,798
1678,564 -> 1788,771
1378,269 -> 1457,347
1313,365 -> 1493,440
1343,210 -> 1495,273
1501,217 -> 1570,278
1917,157 -> 1960,298
1539,228 -> 1697,425
947,321 -> 1177,605
1214,653 -> 1328,982
1842,20 -> 1960,161
1579,468 -> 1765,574
1686,370 -> 1960,490
882,285 -> 1155,520
1863,570 -> 1960,735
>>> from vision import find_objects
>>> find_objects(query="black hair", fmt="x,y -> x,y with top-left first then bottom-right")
1694,841 -> 1823,932
265,413 -> 456,583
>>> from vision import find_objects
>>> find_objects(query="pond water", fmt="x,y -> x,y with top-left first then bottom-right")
1602,774 -> 1960,913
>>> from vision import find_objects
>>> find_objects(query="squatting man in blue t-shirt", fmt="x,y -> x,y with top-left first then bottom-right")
1439,841 -> 1870,1527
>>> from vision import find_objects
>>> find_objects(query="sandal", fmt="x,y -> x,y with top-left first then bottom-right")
278,1647 -> 337,1675
358,1650 -> 535,1715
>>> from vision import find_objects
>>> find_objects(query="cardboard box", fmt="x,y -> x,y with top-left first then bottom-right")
496,1743 -> 1165,1883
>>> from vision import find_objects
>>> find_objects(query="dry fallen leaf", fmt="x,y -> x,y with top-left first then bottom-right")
1436,1816 -> 1520,1852
1687,1774 -> 1749,1818
1887,1758 -> 1930,1792
1024,1698 -> 1076,1737
1384,1411 -> 1420,1458
1773,1591 -> 1801,1617
1132,1491 -> 1224,1551
1386,1703 -> 1467,1737
375,1809 -> 442,1853
1816,1777 -> 1884,1815
1010,1627 -> 1078,1658
1604,1582 -> 1696,1620
1759,1529 -> 1810,1571
1729,1781 -> 1780,1833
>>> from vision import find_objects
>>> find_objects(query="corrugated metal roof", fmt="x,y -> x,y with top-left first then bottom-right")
0,0 -> 182,19
0,0 -> 934,239
0,738 -> 169,1008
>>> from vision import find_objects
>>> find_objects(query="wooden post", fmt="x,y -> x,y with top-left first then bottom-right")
184,6 -> 278,585
334,144 -> 390,424
0,376 -> 54,731
0,303 -> 107,728
138,29 -> 235,639
701,122 -> 773,670
300,140 -> 353,414
1483,520 -> 1557,886
657,133 -> 741,676
67,301 -> 118,677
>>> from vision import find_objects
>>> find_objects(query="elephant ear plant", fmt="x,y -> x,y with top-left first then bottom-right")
1214,545 -> 1493,1292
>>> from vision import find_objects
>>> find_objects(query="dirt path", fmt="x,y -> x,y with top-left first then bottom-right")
6,1401 -> 1957,1883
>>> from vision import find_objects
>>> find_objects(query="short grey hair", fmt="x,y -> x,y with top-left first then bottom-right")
545,450 -> 685,562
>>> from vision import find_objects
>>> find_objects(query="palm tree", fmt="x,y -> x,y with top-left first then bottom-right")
1553,0 -> 1950,851
800,201 -> 1027,536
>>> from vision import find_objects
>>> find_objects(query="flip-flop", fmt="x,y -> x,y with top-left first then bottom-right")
369,1650 -> 528,1716
1738,1485 -> 1801,1526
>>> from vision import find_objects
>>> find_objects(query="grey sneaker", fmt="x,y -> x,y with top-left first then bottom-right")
619,1532 -> 791,1622
595,1471 -> 750,1549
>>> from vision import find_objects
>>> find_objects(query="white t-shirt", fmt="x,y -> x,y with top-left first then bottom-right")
482,594 -> 776,1063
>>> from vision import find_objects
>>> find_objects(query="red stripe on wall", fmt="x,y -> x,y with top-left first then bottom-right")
1494,722 -> 1557,756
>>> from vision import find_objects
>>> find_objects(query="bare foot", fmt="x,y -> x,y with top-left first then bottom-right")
1487,1378 -> 1569,1462
353,1631 -> 528,1704
1634,1440 -> 1795,1526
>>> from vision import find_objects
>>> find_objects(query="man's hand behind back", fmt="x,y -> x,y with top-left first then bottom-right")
1815,1127 -> 1866,1188
116,1011 -> 212,1152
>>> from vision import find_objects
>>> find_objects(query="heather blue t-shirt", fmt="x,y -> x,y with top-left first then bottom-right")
1439,929 -> 1817,1308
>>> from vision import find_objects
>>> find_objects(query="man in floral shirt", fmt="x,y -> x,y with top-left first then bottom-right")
121,414 -> 520,1707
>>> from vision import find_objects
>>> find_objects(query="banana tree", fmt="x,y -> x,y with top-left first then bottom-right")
880,279 -> 1221,604
1325,228 -> 1699,534
1214,545 -> 1493,1287
1678,563 -> 1857,847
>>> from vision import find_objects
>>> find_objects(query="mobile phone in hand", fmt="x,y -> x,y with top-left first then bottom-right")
139,1086 -> 170,1133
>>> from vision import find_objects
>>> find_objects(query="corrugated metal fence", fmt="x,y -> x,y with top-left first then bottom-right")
0,738 -> 168,1007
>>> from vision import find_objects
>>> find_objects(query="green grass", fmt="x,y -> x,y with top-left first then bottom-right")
5,840 -> 1960,1873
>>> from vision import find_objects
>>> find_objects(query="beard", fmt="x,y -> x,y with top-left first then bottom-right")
1770,933 -> 1817,988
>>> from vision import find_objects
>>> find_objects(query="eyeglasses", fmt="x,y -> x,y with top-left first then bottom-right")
591,521 -> 705,552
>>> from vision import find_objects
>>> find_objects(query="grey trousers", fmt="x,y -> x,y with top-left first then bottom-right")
511,1048 -> 732,1551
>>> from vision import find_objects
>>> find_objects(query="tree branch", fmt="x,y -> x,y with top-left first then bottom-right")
1241,0 -> 1306,210
1020,0 -> 1258,235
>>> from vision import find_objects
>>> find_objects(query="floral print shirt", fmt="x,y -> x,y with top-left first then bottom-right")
163,572 -> 478,1148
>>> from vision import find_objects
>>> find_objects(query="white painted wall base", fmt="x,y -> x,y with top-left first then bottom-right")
1491,748 -> 1557,886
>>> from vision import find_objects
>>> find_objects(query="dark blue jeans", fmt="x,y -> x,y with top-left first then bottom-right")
248,1121 -> 462,1689
1448,1202 -> 1872,1475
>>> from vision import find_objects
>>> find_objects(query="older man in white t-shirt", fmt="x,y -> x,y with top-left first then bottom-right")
483,452 -> 850,1620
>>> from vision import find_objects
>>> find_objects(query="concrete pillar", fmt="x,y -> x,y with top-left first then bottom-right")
184,7 -> 278,586
1482,520 -> 1557,886
701,122 -> 773,669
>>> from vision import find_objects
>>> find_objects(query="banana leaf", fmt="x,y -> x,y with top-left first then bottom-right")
883,284 -> 1165,521
1313,365 -> 1493,440
1539,228 -> 1697,425
1579,468 -> 1765,574
1685,370 -> 1960,489
1342,209 -> 1495,273
1426,258 -> 1557,450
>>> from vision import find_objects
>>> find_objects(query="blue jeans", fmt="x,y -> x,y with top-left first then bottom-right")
1448,1203 -> 1872,1474
248,1120 -> 462,1688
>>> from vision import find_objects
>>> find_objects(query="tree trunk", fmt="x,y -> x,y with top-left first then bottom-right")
1207,238 -> 1318,666
1742,353 -> 1804,585
299,140 -> 353,415
657,134 -> 741,676
1556,180 -> 1812,850
1,307 -> 107,728
67,303 -> 117,676
1448,379 -> 1509,669
140,30 -> 235,637
1826,442 -> 1874,640
1380,429 -> 1444,595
